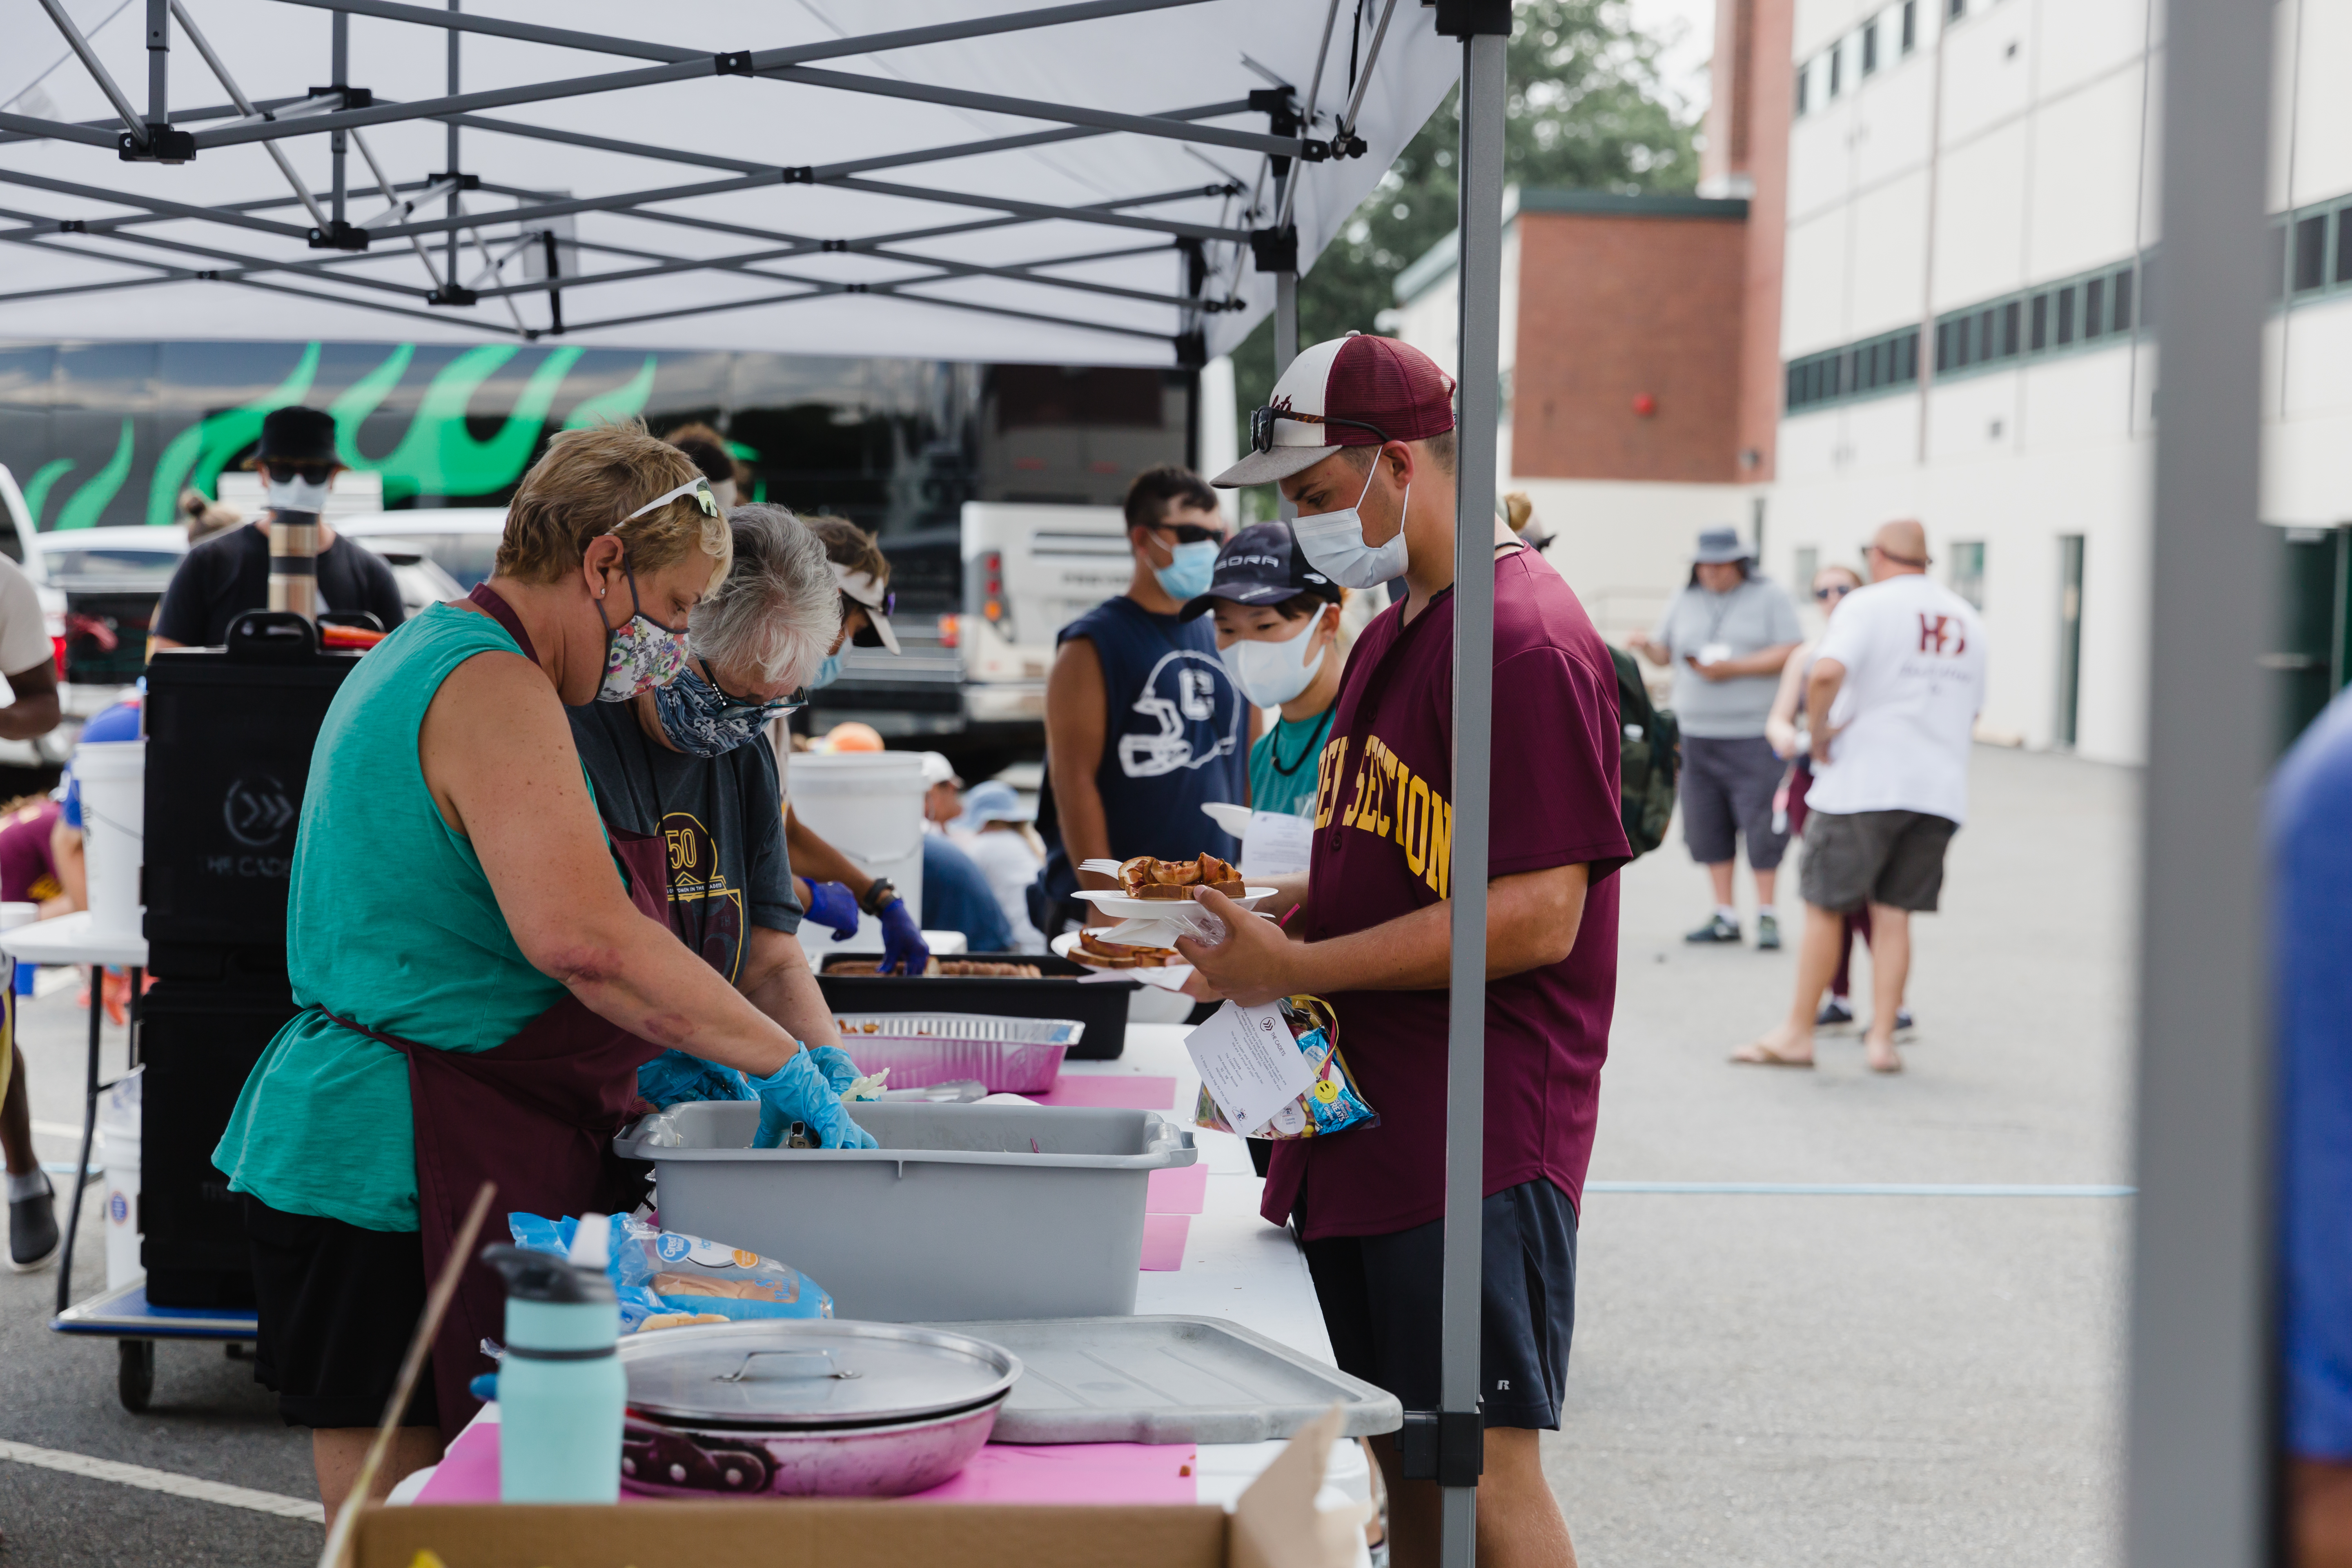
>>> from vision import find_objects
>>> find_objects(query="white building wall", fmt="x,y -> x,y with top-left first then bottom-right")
1771,0 -> 2348,767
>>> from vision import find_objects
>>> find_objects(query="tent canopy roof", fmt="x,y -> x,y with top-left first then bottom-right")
0,0 -> 1454,365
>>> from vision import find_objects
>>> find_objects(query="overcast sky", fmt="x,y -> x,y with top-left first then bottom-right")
1627,0 -> 1717,128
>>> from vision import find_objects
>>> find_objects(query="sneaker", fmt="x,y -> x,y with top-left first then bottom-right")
1815,995 -> 1855,1027
1895,1007 -> 1916,1036
9,1176 -> 59,1273
1684,913 -> 1741,944
1755,913 -> 1781,951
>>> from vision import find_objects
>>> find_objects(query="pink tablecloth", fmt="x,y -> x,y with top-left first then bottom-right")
414,1422 -> 1197,1507
1031,1074 -> 1177,1110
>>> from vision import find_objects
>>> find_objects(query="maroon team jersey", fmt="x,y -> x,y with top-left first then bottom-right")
1263,546 -> 1630,1239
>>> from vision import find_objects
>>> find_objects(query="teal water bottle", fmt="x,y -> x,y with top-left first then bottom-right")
482,1215 -> 626,1503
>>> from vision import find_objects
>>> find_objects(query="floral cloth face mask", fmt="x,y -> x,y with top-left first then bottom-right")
595,566 -> 690,702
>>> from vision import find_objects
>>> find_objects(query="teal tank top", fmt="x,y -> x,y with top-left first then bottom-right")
214,603 -> 577,1232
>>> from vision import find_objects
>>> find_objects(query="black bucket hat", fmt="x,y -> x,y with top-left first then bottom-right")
253,406 -> 338,466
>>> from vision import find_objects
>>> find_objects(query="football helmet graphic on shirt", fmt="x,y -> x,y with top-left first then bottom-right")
1117,649 -> 1244,778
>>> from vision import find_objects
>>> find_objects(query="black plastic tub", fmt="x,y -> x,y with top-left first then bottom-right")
815,951 -> 1134,1061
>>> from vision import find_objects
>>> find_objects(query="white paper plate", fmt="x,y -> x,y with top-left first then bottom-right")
1199,801 -> 1254,837
1051,929 -> 1188,978
1071,886 -> 1276,922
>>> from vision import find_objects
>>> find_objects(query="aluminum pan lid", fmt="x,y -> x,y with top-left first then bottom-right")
619,1321 -> 1021,1430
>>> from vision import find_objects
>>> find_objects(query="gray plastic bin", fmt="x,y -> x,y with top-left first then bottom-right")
614,1101 -> 1196,1322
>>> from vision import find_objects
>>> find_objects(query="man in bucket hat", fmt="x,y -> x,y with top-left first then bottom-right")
1629,525 -> 1804,948
151,405 -> 405,650
1180,331 -> 1627,1568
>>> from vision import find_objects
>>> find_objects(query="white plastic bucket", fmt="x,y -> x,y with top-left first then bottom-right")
74,740 -> 145,942
788,752 -> 926,957
97,1067 -> 142,1290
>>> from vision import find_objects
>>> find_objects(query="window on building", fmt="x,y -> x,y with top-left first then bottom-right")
2001,300 -> 2021,356
2030,294 -> 2049,350
1950,541 -> 1986,610
1863,20 -> 1879,73
2113,268 -> 2134,332
2057,287 -> 2076,345
1978,307 -> 1997,360
2295,214 -> 2327,293
1897,331 -> 1918,381
2338,210 -> 2352,285
2140,257 -> 2155,325
2269,223 -> 2287,300
1936,320 -> 1953,372
1948,0 -> 1964,20
1795,61 -> 1809,115
1830,43 -> 1843,96
2084,277 -> 2106,339
1902,0 -> 1918,51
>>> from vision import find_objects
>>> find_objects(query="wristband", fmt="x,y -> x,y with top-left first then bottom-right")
859,878 -> 898,915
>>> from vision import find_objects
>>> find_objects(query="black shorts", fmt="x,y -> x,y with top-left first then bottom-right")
1798,808 -> 1958,913
244,1195 -> 439,1430
1300,1179 -> 1578,1431
1679,734 -> 1791,871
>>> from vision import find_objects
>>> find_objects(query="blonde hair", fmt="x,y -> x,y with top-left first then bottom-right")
804,514 -> 890,586
497,422 -> 731,586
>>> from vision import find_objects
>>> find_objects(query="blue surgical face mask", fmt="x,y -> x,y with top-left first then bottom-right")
655,662 -> 798,757
806,652 -> 845,690
1153,538 -> 1219,602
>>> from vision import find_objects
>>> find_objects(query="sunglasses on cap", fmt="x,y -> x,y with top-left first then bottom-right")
1246,406 -> 1391,455
1813,582 -> 1857,602
622,475 -> 721,522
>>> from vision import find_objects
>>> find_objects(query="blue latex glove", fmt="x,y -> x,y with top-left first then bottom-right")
750,1050 -> 879,1150
802,879 -> 862,940
637,1048 -> 753,1109
877,895 -> 930,975
805,1045 -> 863,1096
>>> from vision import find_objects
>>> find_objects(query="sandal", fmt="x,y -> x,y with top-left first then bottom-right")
1731,1040 -> 1814,1069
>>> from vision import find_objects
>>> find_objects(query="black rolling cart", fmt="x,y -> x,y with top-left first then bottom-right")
33,613 -> 362,1410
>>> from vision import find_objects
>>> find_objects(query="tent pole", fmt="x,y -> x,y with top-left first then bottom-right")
1437,9 -> 1508,1567
1274,268 -> 1297,520
146,0 -> 169,126
2126,0 -> 2275,1559
330,12 -> 348,227
445,0 -> 460,286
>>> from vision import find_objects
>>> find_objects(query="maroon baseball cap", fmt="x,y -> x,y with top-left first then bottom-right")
1213,332 -> 1457,487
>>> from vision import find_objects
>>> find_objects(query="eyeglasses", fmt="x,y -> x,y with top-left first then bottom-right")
1247,405 -> 1391,455
622,475 -> 721,522
1813,583 -> 1856,601
700,659 -> 803,724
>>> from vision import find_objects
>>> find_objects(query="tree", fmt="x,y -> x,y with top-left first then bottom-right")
1223,0 -> 1699,503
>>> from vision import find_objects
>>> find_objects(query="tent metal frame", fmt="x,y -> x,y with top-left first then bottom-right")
1,0 -> 1369,358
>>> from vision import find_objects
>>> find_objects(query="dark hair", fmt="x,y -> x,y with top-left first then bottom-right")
1274,588 -> 1341,618
662,421 -> 745,488
1123,464 -> 1217,532
805,512 -> 891,586
1687,558 -> 1753,588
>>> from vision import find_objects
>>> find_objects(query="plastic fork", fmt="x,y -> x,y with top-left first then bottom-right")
1079,859 -> 1125,876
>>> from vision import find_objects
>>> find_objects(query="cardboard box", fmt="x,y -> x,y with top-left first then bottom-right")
332,1410 -> 1363,1568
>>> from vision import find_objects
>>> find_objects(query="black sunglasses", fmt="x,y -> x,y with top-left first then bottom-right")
698,658 -> 803,724
1813,583 -> 1857,602
1247,406 -> 1391,455
1150,522 -> 1229,547
263,461 -> 336,485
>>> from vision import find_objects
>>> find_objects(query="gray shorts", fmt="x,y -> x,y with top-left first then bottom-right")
1799,808 -> 1958,913
1679,734 -> 1790,870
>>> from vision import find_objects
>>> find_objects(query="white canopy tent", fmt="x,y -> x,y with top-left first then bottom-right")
0,2 -> 1519,1564
0,0 -> 1453,365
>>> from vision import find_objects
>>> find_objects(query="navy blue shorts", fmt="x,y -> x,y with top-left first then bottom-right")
1300,1178 -> 1578,1430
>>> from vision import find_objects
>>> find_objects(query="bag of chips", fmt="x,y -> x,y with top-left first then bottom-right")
1193,995 -> 1378,1141
508,1212 -> 833,1332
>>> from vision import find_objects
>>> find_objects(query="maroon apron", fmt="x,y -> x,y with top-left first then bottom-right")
318,585 -> 704,1438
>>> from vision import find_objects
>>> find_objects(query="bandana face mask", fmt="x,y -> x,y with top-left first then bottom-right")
594,566 -> 690,702
654,662 -> 801,757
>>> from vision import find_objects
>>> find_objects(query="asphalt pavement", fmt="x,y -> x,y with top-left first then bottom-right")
1547,743 -> 2129,1566
0,743 -> 2127,1565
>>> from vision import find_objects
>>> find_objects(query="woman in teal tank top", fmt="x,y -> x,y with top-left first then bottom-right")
211,425 -> 871,1507
1179,521 -> 1348,819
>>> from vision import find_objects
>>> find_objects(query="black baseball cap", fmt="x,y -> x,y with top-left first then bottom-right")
1179,521 -> 1341,620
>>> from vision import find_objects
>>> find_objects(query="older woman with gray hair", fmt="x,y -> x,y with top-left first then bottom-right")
567,503 -> 855,1106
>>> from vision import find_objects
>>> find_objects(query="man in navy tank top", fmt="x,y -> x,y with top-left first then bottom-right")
1039,465 -> 1248,932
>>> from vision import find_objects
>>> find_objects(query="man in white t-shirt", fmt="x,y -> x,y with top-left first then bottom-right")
1735,520 -> 1985,1074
